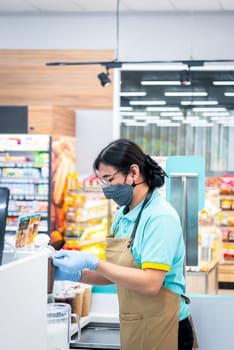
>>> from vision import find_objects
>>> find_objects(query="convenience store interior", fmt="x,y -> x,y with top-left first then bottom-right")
1,1 -> 234,349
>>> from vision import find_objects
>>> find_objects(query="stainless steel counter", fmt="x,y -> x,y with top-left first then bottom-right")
70,321 -> 120,350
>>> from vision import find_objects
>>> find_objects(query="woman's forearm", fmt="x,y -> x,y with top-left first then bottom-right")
96,260 -> 166,296
80,269 -> 113,285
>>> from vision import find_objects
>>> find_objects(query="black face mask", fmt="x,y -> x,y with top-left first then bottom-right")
102,183 -> 134,207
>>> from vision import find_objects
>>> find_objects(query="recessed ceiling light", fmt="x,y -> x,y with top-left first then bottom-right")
183,117 -> 200,124
192,107 -> 226,112
222,122 -> 234,126
121,63 -> 188,71
191,123 -> 213,127
120,111 -> 147,116
134,116 -> 150,120
145,117 -> 160,123
120,117 -> 134,122
165,92 -> 207,97
120,92 -> 147,96
141,81 -> 184,86
182,118 -> 213,126
146,107 -> 180,111
213,81 -> 234,85
210,116 -> 234,122
215,117 -> 234,124
160,112 -> 183,117
191,65 -> 234,71
120,106 -> 133,111
156,121 -> 180,127
210,116 -> 221,121
125,121 -> 148,127
172,116 -> 184,121
180,101 -> 218,106
224,92 -> 234,96
129,100 -> 166,105
202,112 -> 229,117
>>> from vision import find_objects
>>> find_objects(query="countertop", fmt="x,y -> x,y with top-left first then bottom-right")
186,258 -> 220,273
71,311 -> 119,335
70,312 -> 120,350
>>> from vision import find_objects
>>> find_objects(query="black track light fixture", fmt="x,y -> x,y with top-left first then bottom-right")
97,68 -> 111,87
180,70 -> 191,85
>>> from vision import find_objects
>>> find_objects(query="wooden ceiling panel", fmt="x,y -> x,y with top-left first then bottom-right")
0,50 -> 114,109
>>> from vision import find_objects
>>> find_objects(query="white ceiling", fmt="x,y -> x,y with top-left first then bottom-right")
1,0 -> 234,14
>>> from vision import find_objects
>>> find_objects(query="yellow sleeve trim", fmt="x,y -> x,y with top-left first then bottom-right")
142,262 -> 170,272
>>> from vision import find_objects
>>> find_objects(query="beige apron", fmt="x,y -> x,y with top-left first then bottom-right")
106,237 -> 180,350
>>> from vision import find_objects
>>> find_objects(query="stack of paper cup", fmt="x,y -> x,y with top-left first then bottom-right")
72,286 -> 85,318
81,286 -> 92,317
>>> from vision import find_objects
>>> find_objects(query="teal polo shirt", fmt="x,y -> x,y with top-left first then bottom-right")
111,189 -> 190,321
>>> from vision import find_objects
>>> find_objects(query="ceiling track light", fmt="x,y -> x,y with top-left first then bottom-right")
97,68 -> 111,87
45,0 -> 234,74
44,0 -> 234,109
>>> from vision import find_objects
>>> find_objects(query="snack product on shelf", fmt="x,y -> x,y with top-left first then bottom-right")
50,136 -> 76,235
219,174 -> 234,195
61,173 -> 114,258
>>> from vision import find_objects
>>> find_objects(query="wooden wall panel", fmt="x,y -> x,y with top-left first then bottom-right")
28,106 -> 76,136
28,106 -> 54,134
0,50 -> 114,110
52,107 -> 76,137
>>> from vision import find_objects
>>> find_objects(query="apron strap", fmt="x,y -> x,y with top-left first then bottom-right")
181,294 -> 190,304
127,188 -> 153,249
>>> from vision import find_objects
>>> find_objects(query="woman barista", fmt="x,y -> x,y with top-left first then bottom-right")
53,138 -> 194,350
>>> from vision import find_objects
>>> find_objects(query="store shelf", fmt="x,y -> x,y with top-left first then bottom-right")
0,162 -> 47,168
0,178 -> 48,184
8,211 -> 48,217
6,225 -> 48,233
9,195 -> 48,200
73,215 -> 108,224
0,134 -> 51,234
68,186 -> 102,195
63,183 -> 114,251
202,178 -> 234,289
219,226 -> 234,229
220,195 -> 234,199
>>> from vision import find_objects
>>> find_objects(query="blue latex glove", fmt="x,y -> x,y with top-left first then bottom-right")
53,250 -> 99,277
54,267 -> 82,282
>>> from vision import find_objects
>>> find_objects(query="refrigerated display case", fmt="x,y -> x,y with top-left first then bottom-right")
0,134 -> 51,234
196,176 -> 234,291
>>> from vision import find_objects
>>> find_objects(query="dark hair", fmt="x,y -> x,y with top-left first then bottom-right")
93,138 -> 166,188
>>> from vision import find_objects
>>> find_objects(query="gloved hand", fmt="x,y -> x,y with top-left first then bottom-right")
53,250 -> 99,277
54,267 -> 82,282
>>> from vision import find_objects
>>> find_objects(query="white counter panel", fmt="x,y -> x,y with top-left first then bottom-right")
0,252 -> 48,350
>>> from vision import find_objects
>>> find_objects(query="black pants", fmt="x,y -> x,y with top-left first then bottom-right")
178,317 -> 194,350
